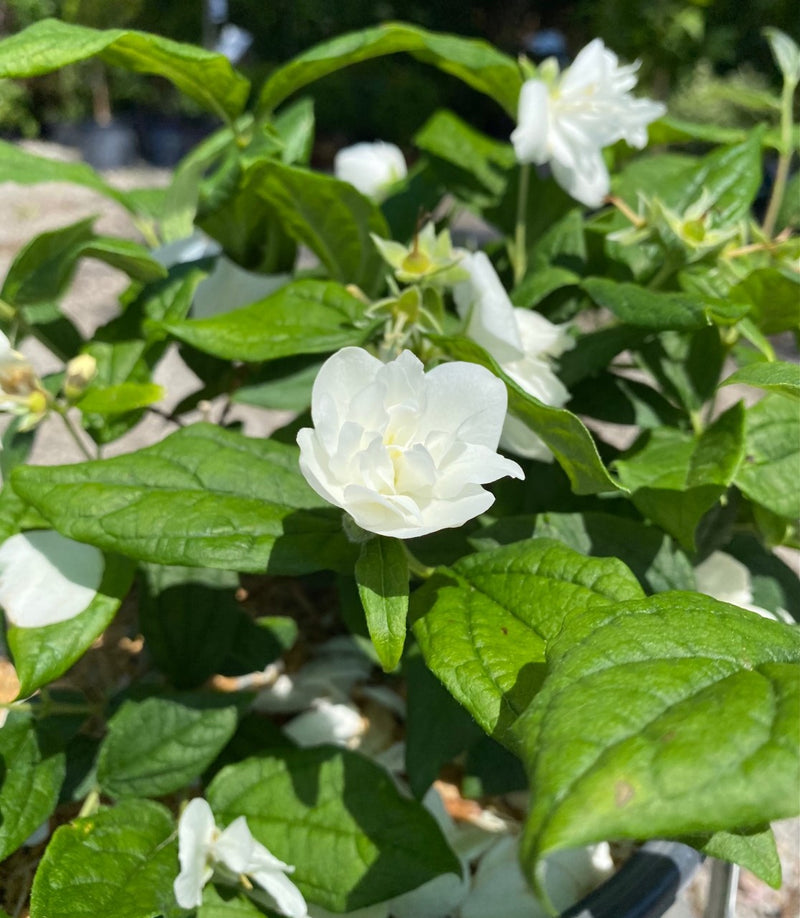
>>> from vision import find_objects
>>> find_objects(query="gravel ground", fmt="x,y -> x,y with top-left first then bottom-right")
1,141 -> 798,918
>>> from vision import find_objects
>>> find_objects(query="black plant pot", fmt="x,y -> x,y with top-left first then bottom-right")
135,112 -> 217,167
78,120 -> 138,170
561,841 -> 702,918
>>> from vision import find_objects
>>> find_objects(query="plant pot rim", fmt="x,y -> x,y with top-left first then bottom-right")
561,840 -> 703,918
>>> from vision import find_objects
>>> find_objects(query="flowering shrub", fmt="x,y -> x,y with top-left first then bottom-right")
0,16 -> 798,918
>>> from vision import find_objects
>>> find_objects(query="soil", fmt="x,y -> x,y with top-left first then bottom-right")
0,141 -> 798,918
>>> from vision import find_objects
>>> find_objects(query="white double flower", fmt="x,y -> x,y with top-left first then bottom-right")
297,347 -> 523,539
512,39 -> 665,207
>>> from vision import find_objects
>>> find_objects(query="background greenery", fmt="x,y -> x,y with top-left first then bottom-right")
1,0 -> 799,150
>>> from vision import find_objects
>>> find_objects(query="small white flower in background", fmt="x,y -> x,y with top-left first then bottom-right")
283,699 -> 366,749
0,531 -> 104,628
511,39 -> 666,207
454,251 -> 574,461
175,798 -> 308,917
0,331 -> 49,429
297,347 -> 523,539
694,551 -> 792,622
334,141 -> 407,202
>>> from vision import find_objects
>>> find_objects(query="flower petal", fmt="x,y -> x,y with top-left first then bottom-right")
174,798 -> 216,909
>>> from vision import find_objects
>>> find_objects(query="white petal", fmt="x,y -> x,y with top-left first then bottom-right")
423,360 -> 509,449
511,79 -> 551,164
250,867 -> 309,918
550,147 -> 610,208
0,531 -> 104,628
539,843 -> 615,912
694,551 -> 753,608
461,836 -> 550,918
500,414 -> 554,462
334,141 -> 407,202
283,700 -> 365,748
309,347 -> 384,433
453,252 -> 524,363
513,309 -> 574,360
174,799 -> 216,909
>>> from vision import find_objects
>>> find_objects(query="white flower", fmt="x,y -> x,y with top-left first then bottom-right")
174,798 -> 308,917
0,531 -> 104,628
511,39 -> 666,207
334,141 -> 407,202
283,700 -> 366,748
453,252 -> 573,461
0,331 -> 48,428
297,348 -> 523,538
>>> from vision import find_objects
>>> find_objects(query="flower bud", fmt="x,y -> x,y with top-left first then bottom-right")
63,354 -> 97,400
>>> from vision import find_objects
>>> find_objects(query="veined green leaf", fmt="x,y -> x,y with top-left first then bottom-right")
0,710 -> 66,861
519,593 -> 800,890
158,280 -> 373,361
355,536 -> 409,672
30,800 -> 180,918
721,361 -> 800,401
208,746 -> 460,912
0,18 -> 249,122
412,538 -> 644,746
257,22 -> 522,117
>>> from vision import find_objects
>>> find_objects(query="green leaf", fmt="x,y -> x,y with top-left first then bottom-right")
729,268 -> 800,335
199,886 -> 267,917
257,22 -> 522,117
474,511 -> 695,594
207,746 -> 461,912
0,710 -> 65,860
582,278 -> 747,331
138,565 -> 242,689
0,18 -> 249,122
735,395 -> 800,522
411,538 -> 644,747
273,96 -> 316,165
77,382 -> 165,415
1,217 -> 166,310
694,826 -> 781,888
721,361 -> 800,401
518,593 -> 800,881
404,649 -> 483,799
233,159 -> 389,294
355,536 -> 409,673
158,280 -> 372,362
96,693 -> 239,798
414,109 -> 515,199
764,27 -> 800,88
30,799 -> 179,918
12,423 -> 357,575
435,335 -> 622,495
0,139 -> 145,216
232,355 -> 322,412
615,405 -> 745,550
7,554 -> 134,698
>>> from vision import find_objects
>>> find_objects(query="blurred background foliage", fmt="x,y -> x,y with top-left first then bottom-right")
0,0 -> 798,152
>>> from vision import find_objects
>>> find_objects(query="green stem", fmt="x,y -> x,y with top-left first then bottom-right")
648,256 -> 679,290
513,163 -> 531,286
56,407 -> 94,460
403,544 -> 434,581
762,79 -> 796,239
762,75 -> 797,238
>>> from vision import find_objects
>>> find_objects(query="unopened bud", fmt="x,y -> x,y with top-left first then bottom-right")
64,354 -> 97,400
